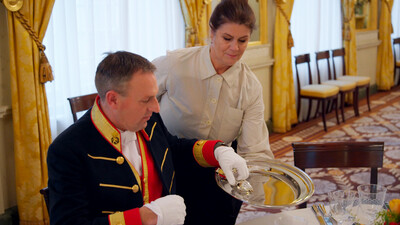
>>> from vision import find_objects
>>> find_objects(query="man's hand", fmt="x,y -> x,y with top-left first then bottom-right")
214,146 -> 249,185
143,195 -> 186,225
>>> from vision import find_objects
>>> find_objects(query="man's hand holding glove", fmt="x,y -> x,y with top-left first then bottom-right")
214,146 -> 249,185
144,194 -> 186,225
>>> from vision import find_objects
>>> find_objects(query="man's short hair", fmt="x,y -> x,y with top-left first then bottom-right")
95,51 -> 156,99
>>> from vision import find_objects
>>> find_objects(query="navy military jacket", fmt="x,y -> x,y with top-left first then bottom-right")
47,99 -> 221,225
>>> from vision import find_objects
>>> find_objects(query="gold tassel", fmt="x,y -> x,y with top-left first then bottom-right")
287,29 -> 294,48
343,23 -> 351,41
39,51 -> 54,83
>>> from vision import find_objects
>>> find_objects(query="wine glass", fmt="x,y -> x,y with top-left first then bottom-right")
328,189 -> 357,225
357,184 -> 387,225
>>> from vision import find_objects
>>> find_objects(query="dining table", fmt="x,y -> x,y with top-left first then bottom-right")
237,207 -> 322,225
237,203 -> 375,225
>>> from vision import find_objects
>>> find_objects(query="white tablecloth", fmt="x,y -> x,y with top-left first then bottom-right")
237,208 -> 321,225
237,205 -> 374,225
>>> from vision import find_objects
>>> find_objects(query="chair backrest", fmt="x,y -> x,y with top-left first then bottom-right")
315,50 -> 333,81
40,187 -> 49,213
67,93 -> 98,122
294,54 -> 314,95
293,141 -> 384,208
331,48 -> 346,78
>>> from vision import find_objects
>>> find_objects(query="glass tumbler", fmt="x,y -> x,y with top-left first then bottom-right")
357,184 -> 387,224
328,189 -> 357,225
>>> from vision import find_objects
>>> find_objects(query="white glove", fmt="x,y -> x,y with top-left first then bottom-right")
144,195 -> 186,225
214,146 -> 249,185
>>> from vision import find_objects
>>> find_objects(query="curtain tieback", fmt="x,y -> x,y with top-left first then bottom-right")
274,0 -> 294,48
13,10 -> 54,83
383,0 -> 394,34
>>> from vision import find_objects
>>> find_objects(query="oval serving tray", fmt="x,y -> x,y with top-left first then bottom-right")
215,159 -> 314,209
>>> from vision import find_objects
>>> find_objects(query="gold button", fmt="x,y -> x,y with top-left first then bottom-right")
143,196 -> 149,202
116,156 -> 124,165
132,185 -> 139,193
143,178 -> 147,183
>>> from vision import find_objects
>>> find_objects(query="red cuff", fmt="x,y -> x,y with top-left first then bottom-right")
124,208 -> 142,225
108,208 -> 142,225
193,140 -> 221,167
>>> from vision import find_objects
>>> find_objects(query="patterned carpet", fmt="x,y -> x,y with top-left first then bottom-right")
236,86 -> 400,224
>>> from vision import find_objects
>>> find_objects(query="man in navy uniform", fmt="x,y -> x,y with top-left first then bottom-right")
47,51 -> 249,225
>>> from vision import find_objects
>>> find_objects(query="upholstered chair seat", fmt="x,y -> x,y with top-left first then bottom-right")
321,80 -> 357,92
300,84 -> 339,98
337,75 -> 370,86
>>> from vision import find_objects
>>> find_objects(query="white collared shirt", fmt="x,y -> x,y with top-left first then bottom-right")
120,130 -> 142,176
153,45 -> 274,160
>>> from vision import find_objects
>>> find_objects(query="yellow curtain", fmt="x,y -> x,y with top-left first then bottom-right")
342,0 -> 358,76
272,0 -> 297,133
6,0 -> 54,224
376,0 -> 394,90
179,0 -> 212,47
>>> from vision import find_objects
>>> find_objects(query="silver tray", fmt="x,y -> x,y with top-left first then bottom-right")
215,159 -> 314,209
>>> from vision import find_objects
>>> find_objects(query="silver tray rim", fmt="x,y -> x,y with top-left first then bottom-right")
215,159 -> 315,209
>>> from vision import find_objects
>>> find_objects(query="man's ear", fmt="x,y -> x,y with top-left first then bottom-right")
105,90 -> 119,109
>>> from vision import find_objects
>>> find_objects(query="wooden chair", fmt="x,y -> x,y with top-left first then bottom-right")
294,53 -> 340,132
315,50 -> 358,122
331,48 -> 371,115
40,187 -> 49,213
67,93 -> 97,122
393,37 -> 400,86
293,141 -> 384,208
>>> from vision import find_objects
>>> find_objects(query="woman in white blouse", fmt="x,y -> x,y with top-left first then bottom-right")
152,0 -> 274,224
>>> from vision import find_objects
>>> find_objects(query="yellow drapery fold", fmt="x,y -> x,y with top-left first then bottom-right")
272,0 -> 297,133
179,0 -> 212,47
6,0 -> 54,224
376,0 -> 394,90
342,0 -> 358,76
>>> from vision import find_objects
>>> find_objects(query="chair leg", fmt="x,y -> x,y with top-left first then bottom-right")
297,96 -> 301,119
328,99 -> 334,113
321,99 -> 327,132
396,68 -> 400,86
306,99 -> 312,122
398,68 -> 400,86
314,100 -> 320,119
352,89 -> 359,117
340,92 -> 345,122
366,86 -> 371,111
334,96 -> 340,125
325,100 -> 332,114
354,87 -> 360,116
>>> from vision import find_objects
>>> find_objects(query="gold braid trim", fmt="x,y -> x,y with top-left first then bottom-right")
109,212 -> 126,225
274,0 -> 294,48
13,11 -> 54,83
